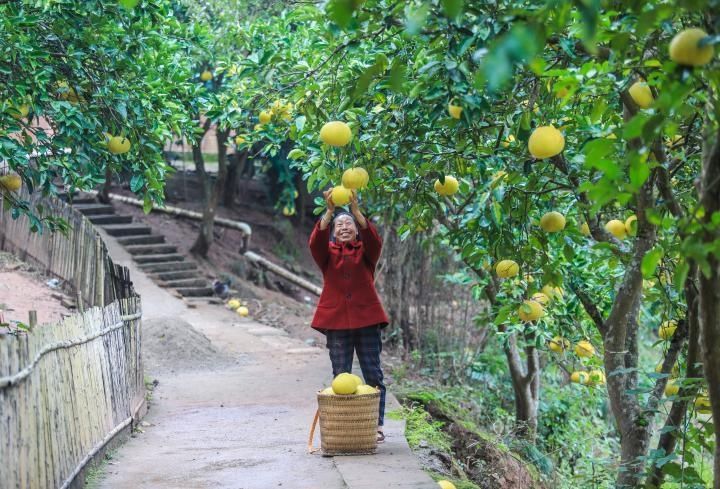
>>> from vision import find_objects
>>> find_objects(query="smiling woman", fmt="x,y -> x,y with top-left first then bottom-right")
308,187 -> 389,441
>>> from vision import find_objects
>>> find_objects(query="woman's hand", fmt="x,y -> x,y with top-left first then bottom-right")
323,188 -> 336,213
319,188 -> 335,230
350,190 -> 368,229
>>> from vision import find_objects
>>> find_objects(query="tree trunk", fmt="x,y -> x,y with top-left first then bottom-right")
98,167 -> 112,204
223,149 -> 248,207
697,127 -> 720,489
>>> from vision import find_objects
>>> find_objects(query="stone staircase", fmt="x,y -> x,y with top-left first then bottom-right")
62,194 -> 214,298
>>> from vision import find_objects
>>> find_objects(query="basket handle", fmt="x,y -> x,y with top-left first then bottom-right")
307,409 -> 322,454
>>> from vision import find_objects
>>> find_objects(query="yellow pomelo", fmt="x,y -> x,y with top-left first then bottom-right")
320,387 -> 335,395
348,373 -> 363,387
57,82 -> 80,103
664,380 -> 680,397
575,340 -> 595,358
235,135 -> 245,145
9,103 -> 29,119
588,369 -> 606,386
320,121 -> 352,147
540,211 -> 566,232
524,273 -> 535,283
282,206 -> 295,217
528,126 -> 565,159
670,28 -> 714,67
518,300 -> 544,322
108,136 -> 131,155
330,185 -> 352,206
495,260 -> 519,278
625,215 -> 637,236
355,384 -> 378,395
501,135 -> 515,148
434,176 -> 459,196
342,167 -> 368,190
200,70 -> 213,81
332,373 -> 357,395
570,371 -> 589,384
254,124 -> 264,131
541,285 -> 563,301
448,103 -> 462,119
605,219 -> 627,239
629,81 -> 653,109
227,299 -> 241,310
259,110 -> 272,124
236,306 -> 249,317
580,222 -> 591,236
659,320 -> 677,340
531,292 -> 550,305
438,481 -> 457,489
548,336 -> 569,353
0,174 -> 22,192
655,362 -> 679,377
695,396 -> 712,414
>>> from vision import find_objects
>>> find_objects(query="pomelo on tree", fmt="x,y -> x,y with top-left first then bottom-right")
548,336 -> 570,353
235,135 -> 246,145
669,28 -> 714,67
332,373 -> 357,395
528,125 -> 565,159
625,215 -> 637,236
320,121 -> 352,147
108,136 -> 131,155
330,185 -> 352,206
495,260 -> 519,278
540,211 -> 566,232
655,362 -> 679,377
434,175 -> 459,196
259,110 -> 272,124
575,340 -> 595,358
200,70 -> 213,81
695,395 -> 712,414
605,219 -> 627,239
570,371 -> 590,384
664,380 -> 680,397
501,135 -> 515,148
659,320 -> 677,340
541,285 -> 563,301
531,292 -> 550,305
518,300 -> 544,322
580,222 -> 591,236
282,206 -> 295,217
0,174 -> 22,192
588,370 -> 606,386
447,103 -> 462,119
342,167 -> 368,190
629,81 -> 653,109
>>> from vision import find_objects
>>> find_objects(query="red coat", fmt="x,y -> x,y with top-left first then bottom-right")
309,220 -> 389,331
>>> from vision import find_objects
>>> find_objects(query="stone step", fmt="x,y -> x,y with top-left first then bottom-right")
160,278 -> 208,289
175,286 -> 214,297
125,244 -> 178,256
116,235 -> 166,246
73,204 -> 115,216
133,254 -> 185,264
149,270 -> 199,281
138,261 -> 197,273
65,196 -> 97,205
102,224 -> 152,237
89,214 -> 133,225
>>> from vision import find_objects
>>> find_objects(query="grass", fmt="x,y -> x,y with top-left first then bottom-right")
82,449 -> 115,488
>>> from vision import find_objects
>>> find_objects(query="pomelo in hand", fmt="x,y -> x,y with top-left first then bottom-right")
540,211 -> 566,232
548,336 -> 569,353
332,373 -> 357,395
330,185 -> 352,206
528,125 -> 564,159
495,260 -> 519,278
518,300 -> 544,322
575,340 -> 595,358
629,81 -> 653,109
320,121 -> 352,147
670,28 -> 714,67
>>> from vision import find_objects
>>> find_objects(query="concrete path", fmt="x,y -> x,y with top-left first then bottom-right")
96,230 -> 437,489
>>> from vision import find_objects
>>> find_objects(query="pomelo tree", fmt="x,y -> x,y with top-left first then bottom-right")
0,0 -> 197,231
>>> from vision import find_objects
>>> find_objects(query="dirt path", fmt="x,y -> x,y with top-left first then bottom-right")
95,230 -> 437,489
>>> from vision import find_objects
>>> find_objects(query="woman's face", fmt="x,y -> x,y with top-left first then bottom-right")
333,215 -> 357,243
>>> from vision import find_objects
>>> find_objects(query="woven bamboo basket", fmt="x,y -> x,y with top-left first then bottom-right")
308,390 -> 380,456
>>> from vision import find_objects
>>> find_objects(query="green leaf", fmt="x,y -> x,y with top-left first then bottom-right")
287,148 -> 306,160
440,0 -> 464,19
629,158 -> 650,189
641,247 -> 664,278
143,195 -> 153,214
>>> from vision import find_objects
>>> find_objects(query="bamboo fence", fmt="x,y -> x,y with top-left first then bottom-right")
0,188 -> 144,489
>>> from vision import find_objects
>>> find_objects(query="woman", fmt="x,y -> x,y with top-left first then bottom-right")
308,188 -> 389,442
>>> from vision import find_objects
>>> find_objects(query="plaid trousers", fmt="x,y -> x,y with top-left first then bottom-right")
326,325 -> 386,426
